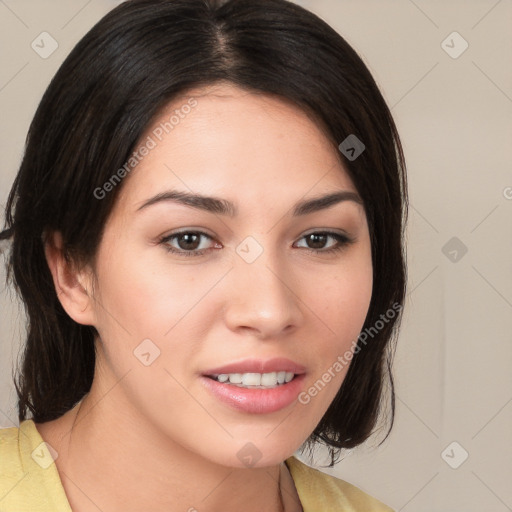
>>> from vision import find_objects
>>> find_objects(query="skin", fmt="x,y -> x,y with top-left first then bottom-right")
37,82 -> 373,512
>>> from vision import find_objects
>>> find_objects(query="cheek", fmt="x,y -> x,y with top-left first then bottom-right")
296,265 -> 372,422
307,248 -> 373,382
321,260 -> 373,343
91,244 -> 198,336
89,242 -> 229,377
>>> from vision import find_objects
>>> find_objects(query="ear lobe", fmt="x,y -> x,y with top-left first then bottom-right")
44,231 -> 96,326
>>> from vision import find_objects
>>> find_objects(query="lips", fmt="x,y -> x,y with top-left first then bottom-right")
200,358 -> 307,414
202,357 -> 306,376
200,373 -> 306,414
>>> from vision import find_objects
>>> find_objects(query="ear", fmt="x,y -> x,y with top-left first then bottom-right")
44,231 -> 96,326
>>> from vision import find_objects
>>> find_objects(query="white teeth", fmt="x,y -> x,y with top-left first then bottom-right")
228,373 -> 243,384
211,371 -> 297,388
243,373 -> 262,386
260,372 -> 277,386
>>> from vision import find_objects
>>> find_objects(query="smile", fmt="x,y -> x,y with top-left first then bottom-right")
207,371 -> 296,388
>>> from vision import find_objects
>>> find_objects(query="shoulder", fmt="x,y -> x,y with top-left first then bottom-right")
285,455 -> 394,512
0,419 -> 72,512
0,422 -> 26,496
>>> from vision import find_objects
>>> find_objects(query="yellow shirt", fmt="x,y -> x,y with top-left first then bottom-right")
0,420 -> 394,511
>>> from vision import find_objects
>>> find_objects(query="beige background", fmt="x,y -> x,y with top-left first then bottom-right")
1,1 -> 511,511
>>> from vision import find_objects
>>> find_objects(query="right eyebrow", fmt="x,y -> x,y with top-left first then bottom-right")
137,190 -> 237,216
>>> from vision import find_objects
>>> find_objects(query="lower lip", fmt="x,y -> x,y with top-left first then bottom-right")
200,374 -> 306,414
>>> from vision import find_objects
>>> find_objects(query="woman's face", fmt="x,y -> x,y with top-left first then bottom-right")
85,83 -> 372,467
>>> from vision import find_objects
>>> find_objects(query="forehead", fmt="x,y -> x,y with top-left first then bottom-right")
117,83 -> 357,208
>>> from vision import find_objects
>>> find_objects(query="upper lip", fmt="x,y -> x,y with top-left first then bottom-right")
203,358 -> 306,376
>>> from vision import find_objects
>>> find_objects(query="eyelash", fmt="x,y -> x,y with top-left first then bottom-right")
159,230 -> 354,257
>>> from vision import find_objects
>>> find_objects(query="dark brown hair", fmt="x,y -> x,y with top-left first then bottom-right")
1,0 -> 407,465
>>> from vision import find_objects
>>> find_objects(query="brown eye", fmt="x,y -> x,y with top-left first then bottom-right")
175,233 -> 201,250
160,231 -> 219,257
305,233 -> 329,249
294,231 -> 353,254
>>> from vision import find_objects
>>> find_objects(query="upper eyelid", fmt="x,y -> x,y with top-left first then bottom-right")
162,230 -> 215,246
162,229 -> 352,248
162,228 -> 350,239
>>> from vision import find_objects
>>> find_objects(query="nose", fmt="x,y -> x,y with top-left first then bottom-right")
223,248 -> 304,339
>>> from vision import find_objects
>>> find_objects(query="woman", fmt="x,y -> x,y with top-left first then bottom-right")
0,0 -> 407,510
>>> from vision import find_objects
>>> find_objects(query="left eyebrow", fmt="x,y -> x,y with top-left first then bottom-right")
292,190 -> 363,216
136,189 -> 363,216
